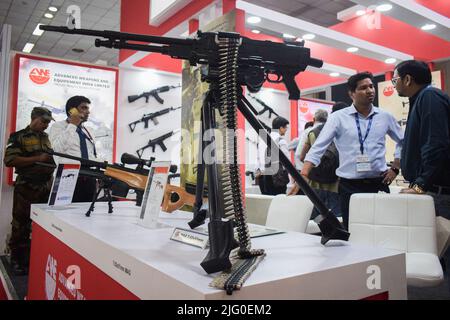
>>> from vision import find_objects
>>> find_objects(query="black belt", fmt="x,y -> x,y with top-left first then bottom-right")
340,177 -> 384,184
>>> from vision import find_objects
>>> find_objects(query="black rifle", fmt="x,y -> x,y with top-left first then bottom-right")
128,106 -> 181,132
40,25 -> 349,290
248,94 -> 280,119
48,150 -> 154,216
128,85 -> 180,104
136,130 -> 178,158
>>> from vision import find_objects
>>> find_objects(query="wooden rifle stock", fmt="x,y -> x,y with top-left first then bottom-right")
104,167 -> 148,190
162,185 -> 207,213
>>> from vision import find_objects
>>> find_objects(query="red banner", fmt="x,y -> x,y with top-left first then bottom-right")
27,223 -> 139,300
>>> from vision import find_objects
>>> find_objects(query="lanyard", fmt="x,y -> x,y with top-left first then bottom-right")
78,125 -> 97,157
355,113 -> 374,154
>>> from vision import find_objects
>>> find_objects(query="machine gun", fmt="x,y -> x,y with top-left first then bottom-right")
128,85 -> 181,104
128,106 -> 181,132
40,25 -> 349,294
248,94 -> 280,119
136,130 -> 179,158
49,150 -> 154,216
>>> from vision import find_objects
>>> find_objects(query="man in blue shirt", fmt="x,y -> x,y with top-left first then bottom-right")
302,72 -> 403,229
393,60 -> 450,220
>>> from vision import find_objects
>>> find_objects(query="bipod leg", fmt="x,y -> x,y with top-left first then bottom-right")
105,187 -> 113,214
188,98 -> 208,229
86,185 -> 103,217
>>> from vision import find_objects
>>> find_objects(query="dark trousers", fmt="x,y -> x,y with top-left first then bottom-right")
338,177 -> 389,230
262,175 -> 287,195
10,182 -> 51,265
72,176 -> 97,203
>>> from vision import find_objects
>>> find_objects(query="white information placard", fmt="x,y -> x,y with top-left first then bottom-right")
138,161 -> 171,228
48,163 -> 80,206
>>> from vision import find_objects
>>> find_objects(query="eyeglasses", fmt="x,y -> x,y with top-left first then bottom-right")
391,76 -> 401,86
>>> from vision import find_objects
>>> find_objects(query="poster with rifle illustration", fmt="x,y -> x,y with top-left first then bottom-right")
13,54 -> 117,163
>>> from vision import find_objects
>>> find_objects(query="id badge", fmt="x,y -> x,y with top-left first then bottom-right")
356,154 -> 371,172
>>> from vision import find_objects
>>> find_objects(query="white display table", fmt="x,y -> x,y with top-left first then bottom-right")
28,202 -> 407,300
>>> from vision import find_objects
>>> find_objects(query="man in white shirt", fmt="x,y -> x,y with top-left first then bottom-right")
302,72 -> 403,229
49,95 -> 97,202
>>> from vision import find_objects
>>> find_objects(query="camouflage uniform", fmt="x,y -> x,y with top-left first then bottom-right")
3,125 -> 54,268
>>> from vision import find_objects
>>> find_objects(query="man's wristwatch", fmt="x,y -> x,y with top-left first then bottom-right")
411,183 -> 426,194
390,167 -> 400,175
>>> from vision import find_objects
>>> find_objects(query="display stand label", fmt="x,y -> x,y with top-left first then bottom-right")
170,228 -> 209,249
48,163 -> 80,206
138,161 -> 171,228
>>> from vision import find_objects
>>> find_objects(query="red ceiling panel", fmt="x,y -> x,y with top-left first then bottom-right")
414,0 -> 450,17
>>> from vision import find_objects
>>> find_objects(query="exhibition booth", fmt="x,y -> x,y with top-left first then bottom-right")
0,0 -> 449,300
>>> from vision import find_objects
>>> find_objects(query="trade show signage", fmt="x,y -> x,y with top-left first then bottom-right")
138,161 -> 171,228
297,98 -> 333,136
28,223 -> 139,300
48,163 -> 80,206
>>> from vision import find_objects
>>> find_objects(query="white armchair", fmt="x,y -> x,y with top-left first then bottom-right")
265,195 -> 313,233
244,194 -> 275,225
349,193 -> 444,287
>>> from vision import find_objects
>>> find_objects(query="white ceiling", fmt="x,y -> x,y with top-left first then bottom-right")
0,0 -> 120,66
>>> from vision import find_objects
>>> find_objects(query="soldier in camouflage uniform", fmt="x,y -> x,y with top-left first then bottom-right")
3,107 -> 55,275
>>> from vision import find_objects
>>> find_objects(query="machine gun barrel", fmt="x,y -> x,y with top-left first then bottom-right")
39,25 -> 323,100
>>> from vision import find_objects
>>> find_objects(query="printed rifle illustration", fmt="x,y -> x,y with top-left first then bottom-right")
128,106 -> 181,132
128,84 -> 181,104
136,129 -> 180,158
248,94 -> 280,119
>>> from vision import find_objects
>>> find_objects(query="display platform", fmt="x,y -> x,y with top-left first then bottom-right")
28,202 -> 407,300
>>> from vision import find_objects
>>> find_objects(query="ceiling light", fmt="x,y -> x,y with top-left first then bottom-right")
32,23 -> 44,36
283,33 -> 296,39
376,4 -> 392,12
346,47 -> 359,53
330,72 -> 340,77
23,43 -> 35,53
251,29 -> 260,34
356,10 -> 366,16
44,13 -> 54,19
385,58 -> 397,64
247,16 -> 261,24
302,34 -> 315,40
48,6 -> 58,12
421,24 -> 436,31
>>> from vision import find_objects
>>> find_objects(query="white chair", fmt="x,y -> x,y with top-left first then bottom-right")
244,194 -> 275,225
265,195 -> 313,233
349,193 -> 444,287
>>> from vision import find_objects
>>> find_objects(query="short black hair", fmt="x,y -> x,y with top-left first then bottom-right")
65,95 -> 91,116
395,60 -> 431,85
332,101 -> 349,113
304,121 -> 314,130
347,72 -> 374,92
272,116 -> 289,130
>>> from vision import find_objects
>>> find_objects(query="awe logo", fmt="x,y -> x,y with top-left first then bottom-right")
29,68 -> 51,85
45,254 -> 58,300
383,86 -> 395,97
